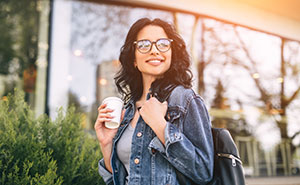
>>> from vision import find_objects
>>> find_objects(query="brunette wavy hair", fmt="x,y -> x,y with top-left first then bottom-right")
115,18 -> 193,103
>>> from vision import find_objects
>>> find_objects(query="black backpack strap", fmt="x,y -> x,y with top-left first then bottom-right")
148,76 -> 179,103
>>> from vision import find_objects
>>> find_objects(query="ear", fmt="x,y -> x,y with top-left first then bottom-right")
134,60 -> 137,68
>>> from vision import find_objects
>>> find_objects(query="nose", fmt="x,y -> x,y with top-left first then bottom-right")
150,43 -> 160,55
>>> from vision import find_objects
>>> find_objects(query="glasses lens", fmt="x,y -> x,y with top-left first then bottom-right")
136,40 -> 151,53
156,39 -> 171,52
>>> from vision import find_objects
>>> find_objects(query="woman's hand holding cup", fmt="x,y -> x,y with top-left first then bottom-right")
94,99 -> 124,173
94,97 -> 124,146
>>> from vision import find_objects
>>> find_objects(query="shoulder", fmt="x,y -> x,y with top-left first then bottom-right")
168,85 -> 204,108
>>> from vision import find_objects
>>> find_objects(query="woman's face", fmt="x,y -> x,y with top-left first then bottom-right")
134,25 -> 172,81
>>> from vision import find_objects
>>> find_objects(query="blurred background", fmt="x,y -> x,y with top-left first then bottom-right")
0,0 -> 300,183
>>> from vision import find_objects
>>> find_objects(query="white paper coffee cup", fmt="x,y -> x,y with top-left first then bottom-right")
102,97 -> 124,129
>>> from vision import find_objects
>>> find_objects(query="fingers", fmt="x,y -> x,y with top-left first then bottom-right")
148,97 -> 167,106
98,104 -> 114,114
150,96 -> 158,102
162,101 -> 168,106
95,104 -> 115,128
98,104 -> 114,112
96,112 -> 114,124
98,113 -> 114,119
97,117 -> 112,123
94,114 -> 113,130
98,103 -> 107,111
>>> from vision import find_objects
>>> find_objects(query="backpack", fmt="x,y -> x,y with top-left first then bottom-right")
149,82 -> 246,185
207,128 -> 246,185
174,128 -> 245,185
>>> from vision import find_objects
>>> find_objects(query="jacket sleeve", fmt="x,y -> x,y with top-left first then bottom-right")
98,159 -> 114,185
149,96 -> 214,183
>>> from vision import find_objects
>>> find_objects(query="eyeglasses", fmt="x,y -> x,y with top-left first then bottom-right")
134,38 -> 173,54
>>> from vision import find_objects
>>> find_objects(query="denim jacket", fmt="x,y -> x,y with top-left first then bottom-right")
98,86 -> 214,185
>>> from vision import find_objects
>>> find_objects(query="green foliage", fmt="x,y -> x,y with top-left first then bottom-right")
0,89 -> 105,185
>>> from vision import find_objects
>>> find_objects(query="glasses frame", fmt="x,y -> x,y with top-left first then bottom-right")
134,38 -> 173,54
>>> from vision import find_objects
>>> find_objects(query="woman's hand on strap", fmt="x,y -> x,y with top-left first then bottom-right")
139,97 -> 168,144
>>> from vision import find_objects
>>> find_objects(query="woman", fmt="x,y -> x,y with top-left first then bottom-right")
94,18 -> 214,185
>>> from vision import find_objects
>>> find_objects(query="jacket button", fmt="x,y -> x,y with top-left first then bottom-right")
134,158 -> 140,164
151,148 -> 156,154
137,132 -> 142,137
167,113 -> 171,120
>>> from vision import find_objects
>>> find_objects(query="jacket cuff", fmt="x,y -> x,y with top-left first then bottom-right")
148,136 -> 166,154
98,159 -> 113,184
164,122 -> 183,156
148,122 -> 183,156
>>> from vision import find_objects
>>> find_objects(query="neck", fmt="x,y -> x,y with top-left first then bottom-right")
139,75 -> 156,102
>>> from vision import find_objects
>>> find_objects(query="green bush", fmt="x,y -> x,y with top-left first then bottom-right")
0,90 -> 105,185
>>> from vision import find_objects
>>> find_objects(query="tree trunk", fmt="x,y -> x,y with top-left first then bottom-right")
198,19 -> 206,96
279,38 -> 288,139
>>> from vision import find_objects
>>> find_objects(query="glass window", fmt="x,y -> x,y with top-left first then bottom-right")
48,1 -> 173,128
0,0 -> 49,115
198,18 -> 300,177
48,0 -> 300,181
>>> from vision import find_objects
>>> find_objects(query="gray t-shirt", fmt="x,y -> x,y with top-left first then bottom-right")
116,124 -> 135,184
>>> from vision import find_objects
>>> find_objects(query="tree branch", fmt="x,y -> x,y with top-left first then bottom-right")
286,86 -> 300,106
233,26 -> 271,103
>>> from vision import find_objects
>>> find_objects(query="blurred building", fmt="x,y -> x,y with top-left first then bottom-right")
96,60 -> 120,104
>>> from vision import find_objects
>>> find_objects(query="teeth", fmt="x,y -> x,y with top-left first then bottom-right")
148,60 -> 161,63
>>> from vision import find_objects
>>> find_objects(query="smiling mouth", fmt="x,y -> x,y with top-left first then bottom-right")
146,59 -> 164,65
